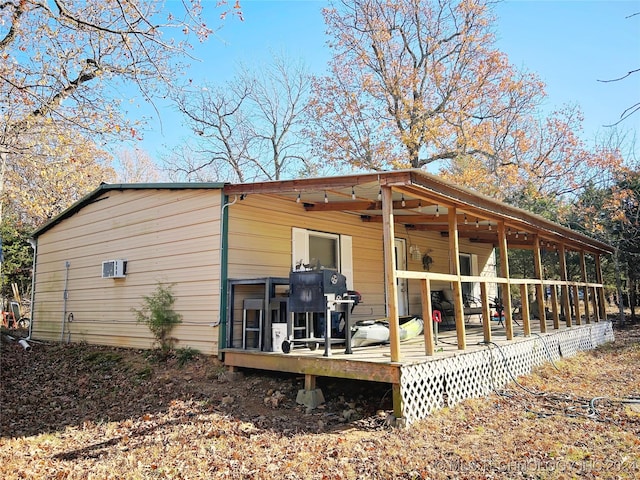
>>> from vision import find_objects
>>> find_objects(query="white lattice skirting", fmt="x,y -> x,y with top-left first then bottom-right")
399,322 -> 615,425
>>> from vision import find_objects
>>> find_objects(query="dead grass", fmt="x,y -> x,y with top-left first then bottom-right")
1,322 -> 639,479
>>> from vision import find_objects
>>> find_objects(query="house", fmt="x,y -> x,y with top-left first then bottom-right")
29,170 -> 614,424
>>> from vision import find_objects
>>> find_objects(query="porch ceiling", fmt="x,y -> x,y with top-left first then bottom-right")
223,169 -> 612,255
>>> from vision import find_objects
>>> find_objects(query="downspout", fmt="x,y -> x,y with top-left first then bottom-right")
218,194 -> 237,360
61,261 -> 70,342
27,238 -> 37,340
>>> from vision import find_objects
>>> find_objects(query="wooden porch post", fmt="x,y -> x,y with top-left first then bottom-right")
533,235 -> 547,333
497,222 -> 514,340
381,185 -> 401,362
421,279 -> 435,356
558,244 -> 572,327
595,254 -> 606,321
580,251 -> 591,324
448,206 -> 466,350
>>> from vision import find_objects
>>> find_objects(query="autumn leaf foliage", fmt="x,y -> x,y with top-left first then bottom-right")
309,0 -> 543,172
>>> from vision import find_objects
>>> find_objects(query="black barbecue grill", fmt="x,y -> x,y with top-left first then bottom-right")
288,269 -> 348,312
283,269 -> 358,356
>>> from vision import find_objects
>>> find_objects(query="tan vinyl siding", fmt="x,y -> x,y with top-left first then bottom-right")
32,189 -> 223,355
226,194 -> 495,322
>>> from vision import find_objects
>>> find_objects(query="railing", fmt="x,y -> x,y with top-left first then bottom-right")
396,270 -> 606,356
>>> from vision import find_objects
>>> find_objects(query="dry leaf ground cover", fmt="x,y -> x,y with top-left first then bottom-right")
1,322 -> 639,480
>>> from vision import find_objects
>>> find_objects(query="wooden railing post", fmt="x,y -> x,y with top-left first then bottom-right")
497,222 -> 514,340
520,283 -> 531,336
533,235 -> 547,333
421,279 -> 435,356
382,186 -> 401,361
580,251 -> 591,324
595,254 -> 607,321
448,206 -> 466,350
550,284 -> 560,329
480,282 -> 491,344
558,244 -> 572,327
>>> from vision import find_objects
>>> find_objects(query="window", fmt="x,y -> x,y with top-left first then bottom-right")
309,232 -> 339,270
292,227 -> 353,289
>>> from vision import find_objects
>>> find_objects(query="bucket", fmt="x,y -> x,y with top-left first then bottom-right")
272,323 -> 288,353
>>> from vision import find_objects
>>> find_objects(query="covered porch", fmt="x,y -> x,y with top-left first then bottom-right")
222,169 -> 613,423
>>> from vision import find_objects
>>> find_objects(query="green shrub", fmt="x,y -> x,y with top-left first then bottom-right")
132,283 -> 182,359
176,346 -> 200,367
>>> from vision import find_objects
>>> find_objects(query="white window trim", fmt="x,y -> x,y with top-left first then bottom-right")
292,227 -> 353,289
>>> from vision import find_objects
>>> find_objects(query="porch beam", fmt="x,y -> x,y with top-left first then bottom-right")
382,186 -> 402,362
497,221 -> 514,340
448,206 -> 466,350
363,214 -> 445,223
533,235 -> 547,333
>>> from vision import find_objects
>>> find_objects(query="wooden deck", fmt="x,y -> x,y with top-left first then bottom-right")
223,317 -> 588,383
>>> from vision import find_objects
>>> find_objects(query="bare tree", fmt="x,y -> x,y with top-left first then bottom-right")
168,53 -> 313,182
116,148 -> 165,183
599,12 -> 640,126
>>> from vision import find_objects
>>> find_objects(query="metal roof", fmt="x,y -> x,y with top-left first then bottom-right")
31,182 -> 225,238
31,171 -> 612,255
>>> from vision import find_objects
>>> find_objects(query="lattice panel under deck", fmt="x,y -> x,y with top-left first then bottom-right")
399,322 -> 614,425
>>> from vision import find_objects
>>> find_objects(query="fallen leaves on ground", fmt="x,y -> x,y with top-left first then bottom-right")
1,323 -> 638,479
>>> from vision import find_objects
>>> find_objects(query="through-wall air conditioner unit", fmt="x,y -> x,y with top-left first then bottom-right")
102,259 -> 127,278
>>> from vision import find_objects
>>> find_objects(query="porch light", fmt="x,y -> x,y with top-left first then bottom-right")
488,223 -> 492,231
435,205 -> 440,217
508,227 -> 512,236
475,218 -> 479,228
351,186 -> 356,200
324,191 -> 328,203
401,194 -> 406,207
418,200 -> 422,212
378,188 -> 382,201
515,232 -> 519,239
464,213 -> 468,225
296,193 -> 301,203
409,244 -> 422,261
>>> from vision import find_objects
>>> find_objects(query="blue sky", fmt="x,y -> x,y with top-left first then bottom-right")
131,0 -> 640,164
